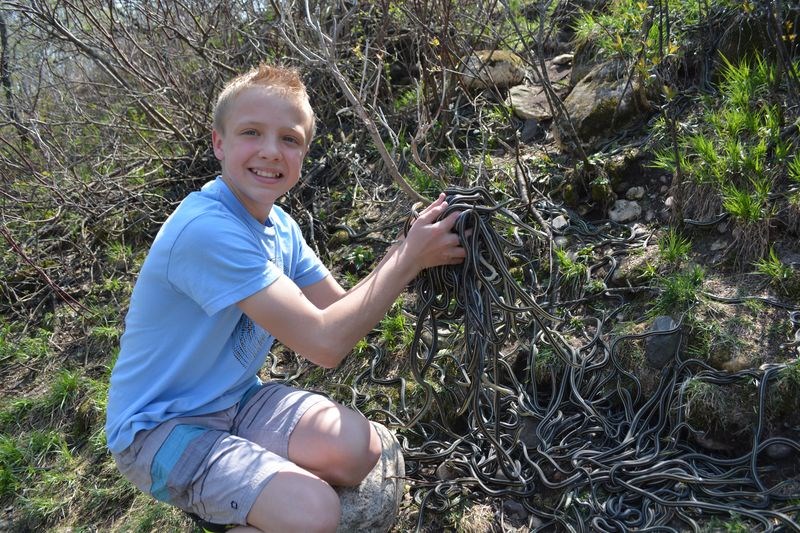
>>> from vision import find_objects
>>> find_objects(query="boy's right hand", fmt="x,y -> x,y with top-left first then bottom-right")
400,193 -> 466,274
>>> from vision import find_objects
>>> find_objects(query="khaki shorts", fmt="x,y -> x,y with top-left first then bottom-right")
112,382 -> 327,525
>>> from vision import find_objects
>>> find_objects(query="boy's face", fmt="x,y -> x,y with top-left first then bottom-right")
212,87 -> 313,222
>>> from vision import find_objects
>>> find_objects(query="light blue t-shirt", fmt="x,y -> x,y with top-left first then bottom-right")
105,177 -> 329,453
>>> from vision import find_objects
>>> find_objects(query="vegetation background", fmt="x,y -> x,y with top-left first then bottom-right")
0,0 -> 798,531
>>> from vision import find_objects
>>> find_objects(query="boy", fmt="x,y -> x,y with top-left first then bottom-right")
105,63 -> 465,533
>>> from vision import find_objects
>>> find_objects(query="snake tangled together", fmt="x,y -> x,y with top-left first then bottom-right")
347,186 -> 800,532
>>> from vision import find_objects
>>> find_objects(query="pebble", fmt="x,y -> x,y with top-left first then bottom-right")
626,186 -> 645,200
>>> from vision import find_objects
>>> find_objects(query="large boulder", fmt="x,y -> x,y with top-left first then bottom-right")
459,50 -> 526,90
336,422 -> 405,533
552,59 -> 652,153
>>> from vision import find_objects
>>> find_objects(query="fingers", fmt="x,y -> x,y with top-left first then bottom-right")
414,194 -> 447,224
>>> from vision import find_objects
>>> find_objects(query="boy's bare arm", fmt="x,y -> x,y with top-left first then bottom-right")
238,195 -> 464,368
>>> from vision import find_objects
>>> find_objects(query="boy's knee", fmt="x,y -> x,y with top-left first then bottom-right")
334,421 -> 382,486
249,475 -> 340,533
292,484 -> 341,532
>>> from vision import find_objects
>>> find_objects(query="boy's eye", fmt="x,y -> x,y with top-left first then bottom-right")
283,135 -> 300,144
242,129 -> 258,136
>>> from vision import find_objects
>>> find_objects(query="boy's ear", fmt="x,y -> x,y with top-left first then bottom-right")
211,129 -> 225,161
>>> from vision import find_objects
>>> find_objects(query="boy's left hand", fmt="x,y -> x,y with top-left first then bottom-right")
400,193 -> 466,273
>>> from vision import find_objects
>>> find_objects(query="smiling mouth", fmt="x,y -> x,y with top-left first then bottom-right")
251,169 -> 282,179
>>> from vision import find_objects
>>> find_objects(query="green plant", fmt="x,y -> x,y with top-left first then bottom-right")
722,185 -> 765,223
0,435 -> 24,496
380,304 -> 413,351
345,245 -> 375,273
658,228 -> 691,265
650,266 -> 704,316
555,248 -> 588,281
46,370 -> 82,411
788,154 -> 800,184
755,247 -> 796,293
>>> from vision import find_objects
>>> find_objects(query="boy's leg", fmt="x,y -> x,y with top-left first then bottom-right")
287,399 -> 382,486
235,383 -> 382,488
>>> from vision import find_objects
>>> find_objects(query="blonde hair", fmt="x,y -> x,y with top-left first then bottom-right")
212,63 -> 316,141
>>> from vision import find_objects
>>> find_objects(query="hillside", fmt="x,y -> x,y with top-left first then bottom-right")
1,1 -> 799,531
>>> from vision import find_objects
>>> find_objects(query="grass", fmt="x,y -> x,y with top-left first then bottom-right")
649,265 -> 705,317
658,228 -> 691,266
755,247 -> 799,296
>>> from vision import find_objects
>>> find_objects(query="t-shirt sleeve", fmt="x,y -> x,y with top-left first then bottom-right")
166,214 -> 280,316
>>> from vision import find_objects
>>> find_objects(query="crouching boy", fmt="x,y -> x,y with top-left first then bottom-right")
105,63 -> 465,533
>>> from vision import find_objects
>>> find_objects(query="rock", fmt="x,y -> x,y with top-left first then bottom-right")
626,186 -> 645,200
552,215 -> 569,231
435,461 -> 459,481
608,199 -> 641,223
717,221 -> 729,234
765,443 -> 795,461
502,499 -> 528,521
336,422 -> 405,533
518,416 -> 540,449
553,59 -> 653,153
509,84 -> 552,121
644,316 -> 681,368
551,53 -> 574,66
664,196 -> 674,208
460,50 -> 526,90
519,118 -> 541,142
645,210 -> 655,222
710,239 -> 728,252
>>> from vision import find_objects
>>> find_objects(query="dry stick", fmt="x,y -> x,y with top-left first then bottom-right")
0,224 -> 91,314
273,0 -> 425,204
501,0 -> 593,170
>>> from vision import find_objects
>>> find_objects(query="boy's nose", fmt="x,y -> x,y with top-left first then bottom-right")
259,137 -> 281,159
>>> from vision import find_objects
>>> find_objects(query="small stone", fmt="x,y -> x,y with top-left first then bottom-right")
626,186 -> 645,200
509,85 -> 553,121
765,443 -> 794,460
552,215 -> 569,231
644,316 -> 681,368
435,461 -> 458,481
551,53 -> 574,65
717,221 -> 729,234
660,175 -> 670,184
518,417 -> 539,449
502,499 -> 528,521
664,196 -> 674,208
660,185 -> 669,193
710,239 -> 728,252
608,199 -> 641,223
336,422 -> 405,533
645,210 -> 655,222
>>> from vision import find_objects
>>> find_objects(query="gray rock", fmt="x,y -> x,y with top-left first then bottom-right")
336,422 -> 405,533
608,199 -> 641,223
765,443 -> 795,461
626,186 -> 645,200
460,50 -> 526,90
551,53 -> 574,66
710,239 -> 728,252
664,196 -> 674,208
553,59 -> 652,153
645,316 -> 681,368
509,84 -> 552,121
552,215 -> 569,231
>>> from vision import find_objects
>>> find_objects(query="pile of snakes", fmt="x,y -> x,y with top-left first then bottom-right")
348,186 -> 800,532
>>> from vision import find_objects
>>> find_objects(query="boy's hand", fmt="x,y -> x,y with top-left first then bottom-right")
401,193 -> 466,273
